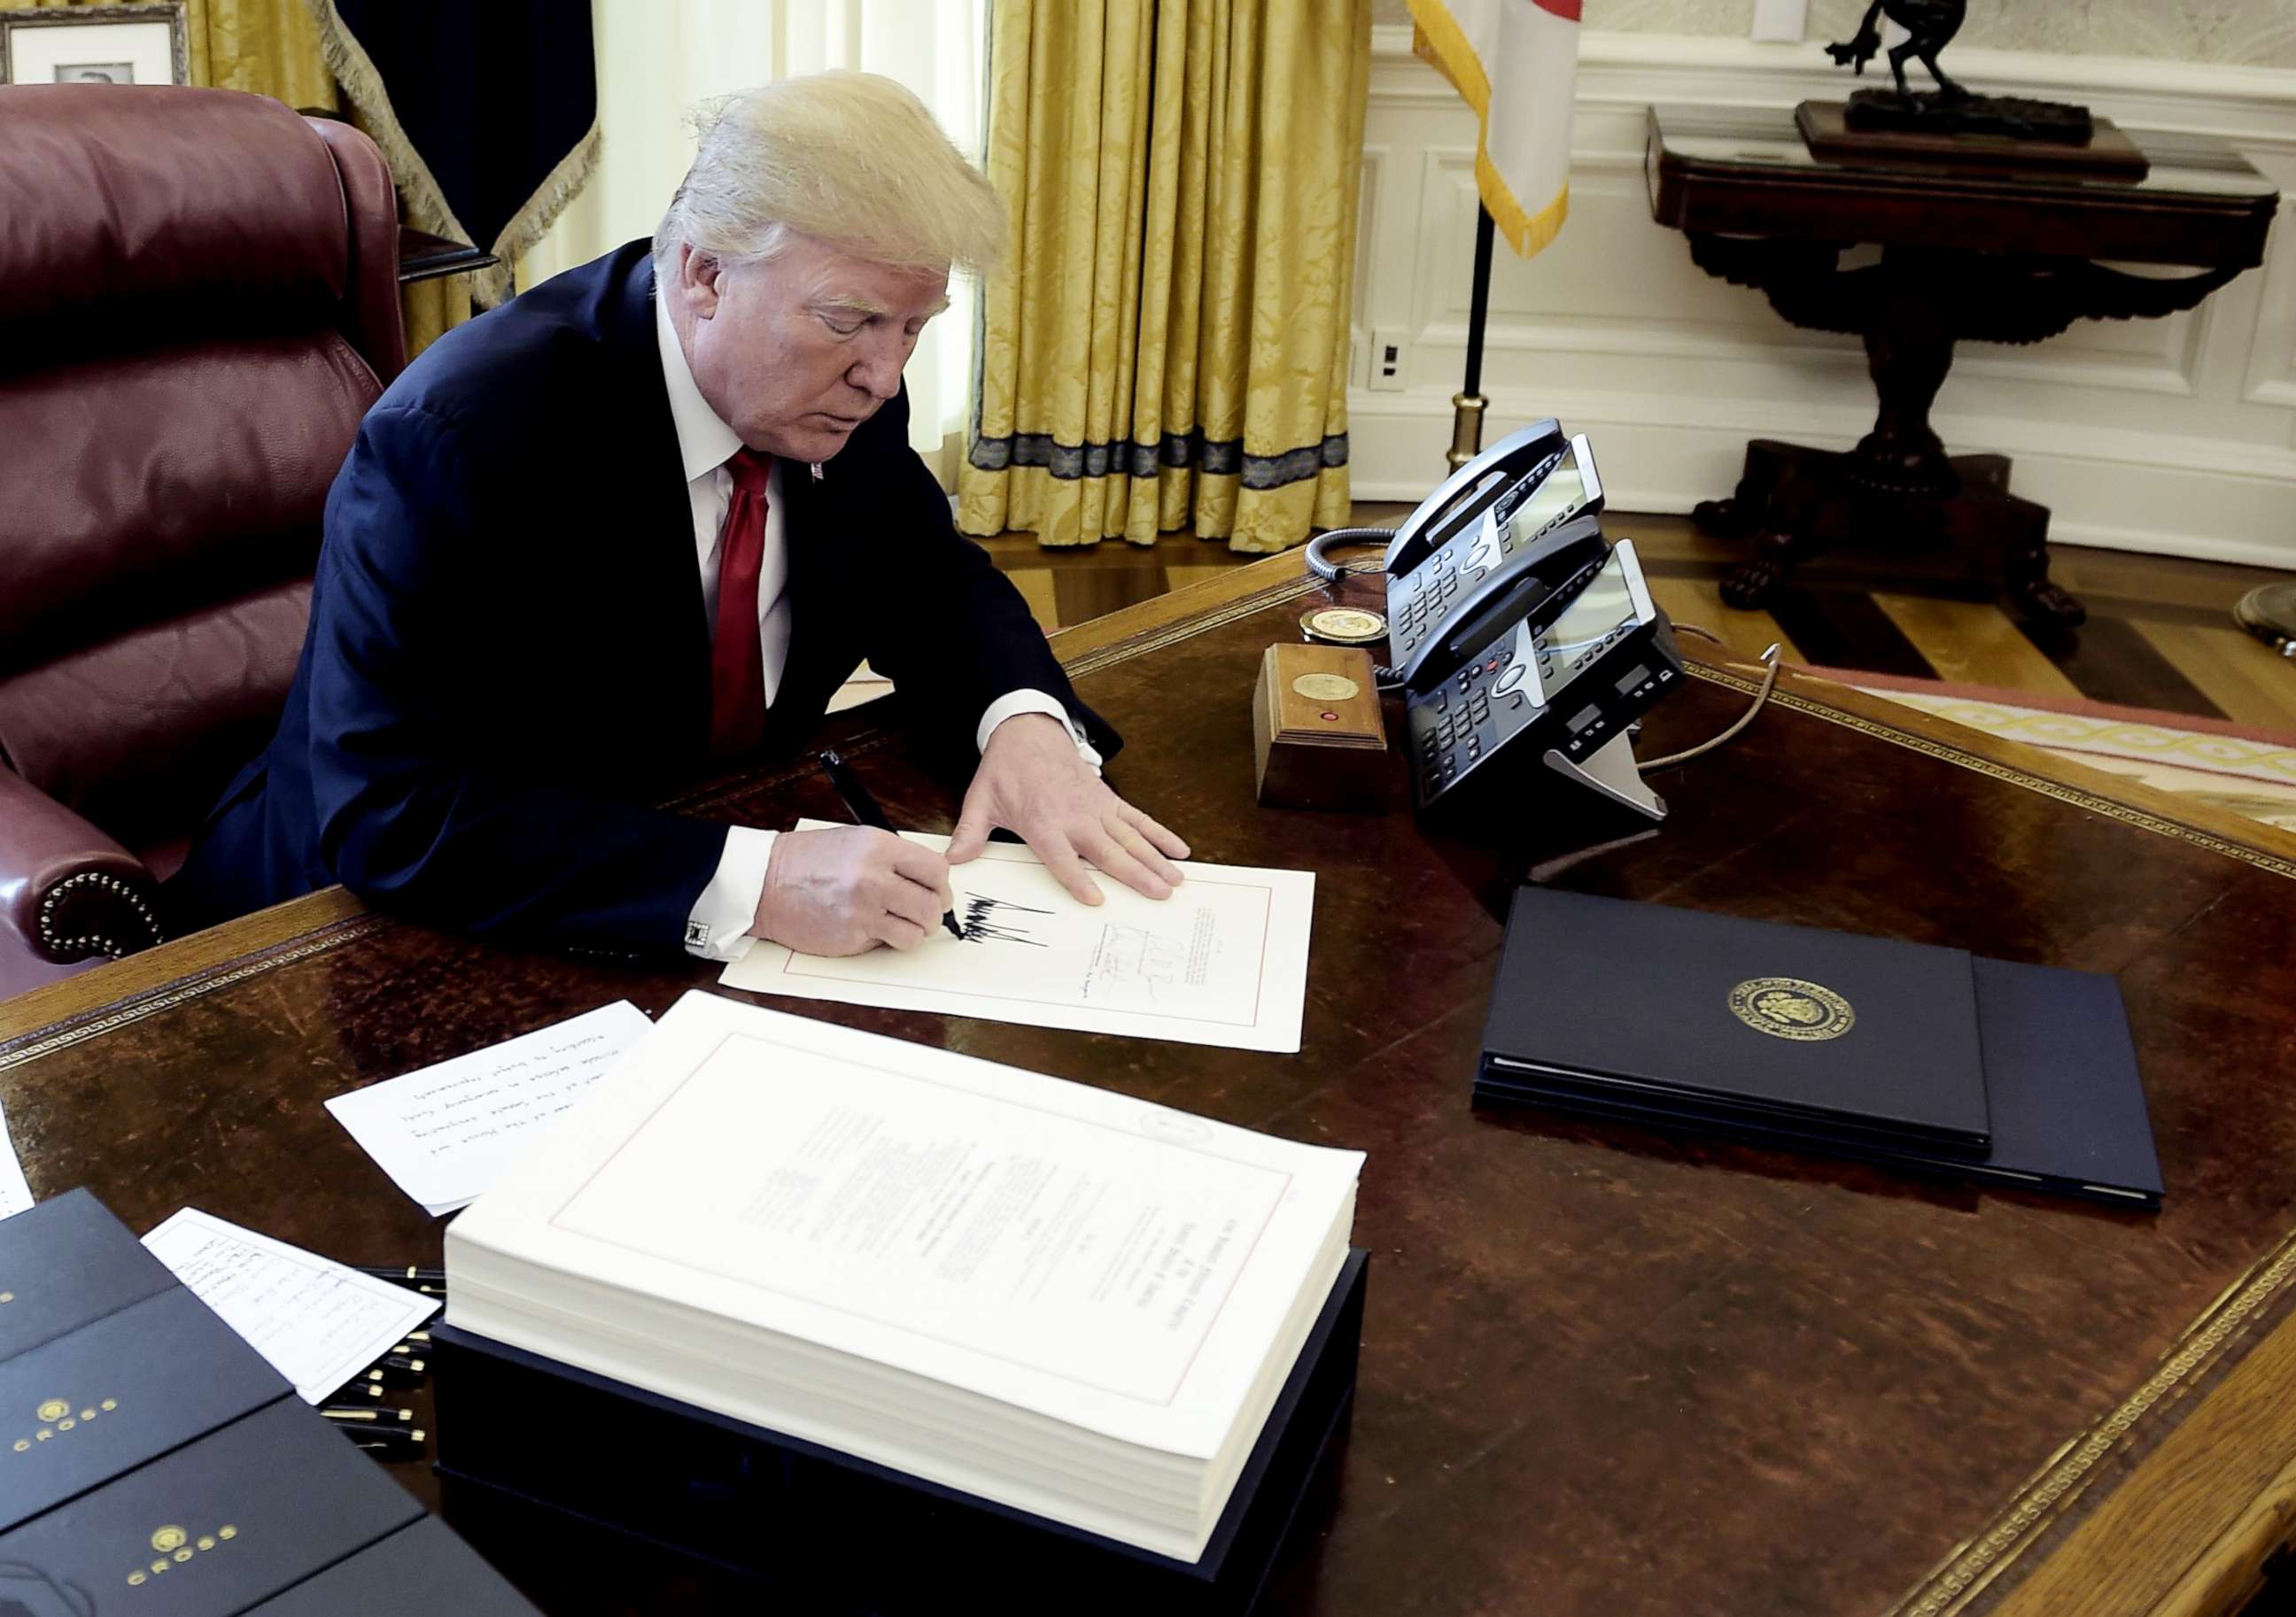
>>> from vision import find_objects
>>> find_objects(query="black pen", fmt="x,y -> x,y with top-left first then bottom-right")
354,1265 -> 446,1287
321,1404 -> 415,1424
818,749 -> 964,940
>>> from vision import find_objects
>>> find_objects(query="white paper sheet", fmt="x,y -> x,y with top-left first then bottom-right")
325,1001 -> 653,1215
719,825 -> 1314,1052
0,1099 -> 32,1220
143,1210 -> 438,1403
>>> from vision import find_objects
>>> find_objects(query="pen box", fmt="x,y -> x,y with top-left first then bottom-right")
0,1395 -> 423,1616
431,1249 -> 1369,1617
0,1286 -> 291,1532
0,1188 -> 176,1366
244,1518 -> 547,1616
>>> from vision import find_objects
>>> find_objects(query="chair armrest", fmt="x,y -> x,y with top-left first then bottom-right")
0,771 -> 162,963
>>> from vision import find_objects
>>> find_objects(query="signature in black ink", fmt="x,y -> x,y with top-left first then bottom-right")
957,894 -> 1053,946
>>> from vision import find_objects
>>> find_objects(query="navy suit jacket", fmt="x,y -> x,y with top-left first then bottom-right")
170,242 -> 1115,953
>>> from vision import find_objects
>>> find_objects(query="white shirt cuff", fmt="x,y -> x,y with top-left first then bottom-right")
684,826 -> 777,960
979,688 -> 1103,772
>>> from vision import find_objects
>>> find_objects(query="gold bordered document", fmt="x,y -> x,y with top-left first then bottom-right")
719,824 -> 1315,1053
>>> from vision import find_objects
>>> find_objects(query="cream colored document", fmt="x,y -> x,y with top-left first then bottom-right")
449,990 -> 1361,1459
718,824 -> 1314,1053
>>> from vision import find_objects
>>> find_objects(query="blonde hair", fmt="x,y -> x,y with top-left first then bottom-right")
654,72 -> 1004,278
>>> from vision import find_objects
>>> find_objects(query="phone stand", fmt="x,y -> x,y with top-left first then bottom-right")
1541,731 -> 1665,823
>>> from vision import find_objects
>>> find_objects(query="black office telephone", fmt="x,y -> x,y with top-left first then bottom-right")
1307,424 -> 1685,821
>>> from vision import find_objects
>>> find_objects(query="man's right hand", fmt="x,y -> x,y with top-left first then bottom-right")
749,825 -> 953,956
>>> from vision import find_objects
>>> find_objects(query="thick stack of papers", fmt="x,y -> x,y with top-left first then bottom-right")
445,991 -> 1361,1561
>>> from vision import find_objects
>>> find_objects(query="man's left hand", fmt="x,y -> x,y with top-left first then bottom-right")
948,715 -> 1190,905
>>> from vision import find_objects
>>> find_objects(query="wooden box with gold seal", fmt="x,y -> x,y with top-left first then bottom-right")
1252,643 -> 1389,811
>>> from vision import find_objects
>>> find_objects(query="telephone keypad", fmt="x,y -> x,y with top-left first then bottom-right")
1405,636 -> 1529,801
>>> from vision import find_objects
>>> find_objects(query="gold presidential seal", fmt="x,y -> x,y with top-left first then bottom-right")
1727,977 -> 1855,1041
1291,671 -> 1361,703
1299,606 -> 1387,646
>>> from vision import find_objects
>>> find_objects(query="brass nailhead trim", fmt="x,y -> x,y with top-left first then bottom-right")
35,870 -> 164,961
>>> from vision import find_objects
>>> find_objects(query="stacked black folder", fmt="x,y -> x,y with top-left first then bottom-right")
431,1249 -> 1369,1617
0,1189 -> 541,1615
1474,888 -> 2164,1208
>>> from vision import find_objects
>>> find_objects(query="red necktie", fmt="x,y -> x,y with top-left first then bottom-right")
709,449 -> 772,756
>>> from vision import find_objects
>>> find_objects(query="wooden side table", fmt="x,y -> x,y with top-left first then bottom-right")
1646,104 -> 2278,628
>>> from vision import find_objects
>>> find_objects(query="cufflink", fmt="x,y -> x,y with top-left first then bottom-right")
684,921 -> 711,948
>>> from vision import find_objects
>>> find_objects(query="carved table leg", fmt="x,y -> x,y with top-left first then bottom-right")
1718,442 -> 1824,607
1695,439 -> 1788,542
1721,524 -> 1805,608
1846,270 -> 1960,499
1996,492 -> 2086,627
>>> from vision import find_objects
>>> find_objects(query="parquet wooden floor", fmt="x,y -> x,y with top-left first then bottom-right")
975,507 -> 2296,731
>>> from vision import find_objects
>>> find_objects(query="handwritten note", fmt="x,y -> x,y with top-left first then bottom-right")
0,1098 -> 30,1221
325,1002 -> 653,1215
143,1210 -> 438,1403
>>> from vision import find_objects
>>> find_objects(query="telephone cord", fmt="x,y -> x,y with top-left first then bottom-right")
1304,526 -> 1399,583
1640,630 -> 1782,770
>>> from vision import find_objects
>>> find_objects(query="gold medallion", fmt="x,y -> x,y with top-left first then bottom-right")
1300,607 -> 1387,646
1727,977 -> 1856,1042
1292,671 -> 1361,702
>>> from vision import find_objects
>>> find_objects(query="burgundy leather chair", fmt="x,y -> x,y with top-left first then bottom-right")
0,85 -> 406,1001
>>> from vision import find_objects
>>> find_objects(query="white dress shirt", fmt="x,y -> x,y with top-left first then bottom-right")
657,295 -> 1096,958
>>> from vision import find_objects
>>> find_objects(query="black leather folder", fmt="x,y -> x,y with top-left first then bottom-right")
0,1396 -> 423,1616
1475,892 -> 2163,1208
0,1187 -> 176,1365
1478,887 -> 1992,1156
246,1519 -> 546,1616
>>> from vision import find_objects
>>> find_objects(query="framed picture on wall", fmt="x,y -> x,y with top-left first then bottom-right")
0,2 -> 190,87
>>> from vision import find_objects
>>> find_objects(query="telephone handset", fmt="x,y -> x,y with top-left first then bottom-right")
1381,418 -> 1565,576
1386,513 -> 1608,691
1383,433 -> 1608,680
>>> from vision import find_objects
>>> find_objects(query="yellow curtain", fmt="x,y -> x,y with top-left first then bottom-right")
960,0 -> 1369,553
33,0 -> 475,359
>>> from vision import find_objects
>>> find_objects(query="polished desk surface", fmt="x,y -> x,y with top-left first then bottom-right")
6,553 -> 2296,1617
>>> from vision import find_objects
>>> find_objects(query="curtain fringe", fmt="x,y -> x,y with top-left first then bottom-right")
496,116 -> 601,294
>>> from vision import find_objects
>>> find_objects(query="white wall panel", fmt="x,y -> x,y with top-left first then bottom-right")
1350,28 -> 2296,565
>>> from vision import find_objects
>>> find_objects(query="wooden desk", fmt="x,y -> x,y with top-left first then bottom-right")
6,553 -> 2296,1616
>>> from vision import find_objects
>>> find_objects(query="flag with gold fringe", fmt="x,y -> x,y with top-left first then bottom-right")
1407,0 -> 1580,257
303,0 -> 599,307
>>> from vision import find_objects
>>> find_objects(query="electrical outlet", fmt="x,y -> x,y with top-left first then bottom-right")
1369,327 -> 1408,392
1749,0 -> 1804,43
